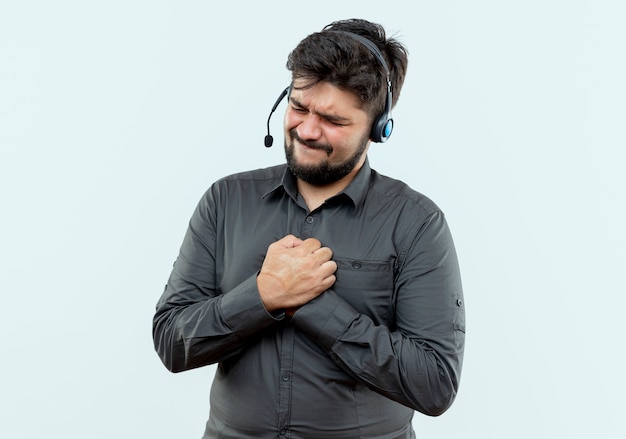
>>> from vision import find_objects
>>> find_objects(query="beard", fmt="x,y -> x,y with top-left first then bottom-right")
285,129 -> 369,186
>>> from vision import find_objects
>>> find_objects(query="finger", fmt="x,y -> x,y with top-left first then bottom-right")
313,246 -> 334,262
320,273 -> 337,290
321,260 -> 338,275
299,237 -> 322,252
276,234 -> 303,248
317,246 -> 333,257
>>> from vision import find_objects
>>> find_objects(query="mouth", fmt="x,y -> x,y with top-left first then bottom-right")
290,130 -> 333,156
301,141 -> 333,156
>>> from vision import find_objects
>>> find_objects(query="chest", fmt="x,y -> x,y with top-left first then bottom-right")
215,197 -> 400,325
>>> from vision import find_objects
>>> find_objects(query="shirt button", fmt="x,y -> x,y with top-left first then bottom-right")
456,299 -> 463,307
279,428 -> 287,435
352,261 -> 362,269
281,373 -> 290,381
305,216 -> 315,224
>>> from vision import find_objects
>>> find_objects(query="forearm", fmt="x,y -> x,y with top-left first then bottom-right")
291,211 -> 465,415
153,273 -> 282,373
291,291 -> 460,415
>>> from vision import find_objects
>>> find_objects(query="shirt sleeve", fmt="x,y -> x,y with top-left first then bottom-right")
152,186 -> 283,373
290,210 -> 465,416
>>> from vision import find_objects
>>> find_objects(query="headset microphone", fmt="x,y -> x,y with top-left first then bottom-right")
264,86 -> 290,147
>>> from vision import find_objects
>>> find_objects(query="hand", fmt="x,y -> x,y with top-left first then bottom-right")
257,235 -> 337,312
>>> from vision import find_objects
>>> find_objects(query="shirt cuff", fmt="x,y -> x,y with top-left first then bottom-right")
291,289 -> 359,350
219,274 -> 284,338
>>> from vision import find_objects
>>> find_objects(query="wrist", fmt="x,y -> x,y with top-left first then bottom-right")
256,271 -> 283,312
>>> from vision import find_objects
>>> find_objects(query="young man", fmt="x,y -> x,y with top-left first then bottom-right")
153,19 -> 465,439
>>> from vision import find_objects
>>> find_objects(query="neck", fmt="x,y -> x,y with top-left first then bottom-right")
296,161 -> 364,211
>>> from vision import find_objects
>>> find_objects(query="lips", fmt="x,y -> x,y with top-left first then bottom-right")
290,129 -> 333,155
302,141 -> 332,155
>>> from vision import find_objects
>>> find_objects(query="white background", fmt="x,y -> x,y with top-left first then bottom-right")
1,1 -> 624,437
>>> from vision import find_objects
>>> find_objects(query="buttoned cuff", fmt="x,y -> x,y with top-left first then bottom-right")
219,274 -> 284,338
291,289 -> 359,350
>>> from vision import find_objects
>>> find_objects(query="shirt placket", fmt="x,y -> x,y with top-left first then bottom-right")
276,203 -> 318,438
300,212 -> 317,239
277,324 -> 295,438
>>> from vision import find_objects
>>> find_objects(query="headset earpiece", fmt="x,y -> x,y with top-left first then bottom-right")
331,31 -> 394,143
370,83 -> 394,143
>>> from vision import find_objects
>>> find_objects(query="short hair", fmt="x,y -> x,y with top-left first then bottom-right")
286,19 -> 409,120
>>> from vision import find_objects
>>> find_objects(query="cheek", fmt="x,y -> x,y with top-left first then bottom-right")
284,110 -> 300,132
325,128 -> 354,150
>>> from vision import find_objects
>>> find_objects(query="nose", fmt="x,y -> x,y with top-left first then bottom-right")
296,114 -> 323,141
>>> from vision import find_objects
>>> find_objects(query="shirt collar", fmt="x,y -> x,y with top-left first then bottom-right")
262,159 -> 372,211
262,165 -> 298,201
335,158 -> 371,210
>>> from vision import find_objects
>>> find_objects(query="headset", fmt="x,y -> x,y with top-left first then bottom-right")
264,31 -> 394,147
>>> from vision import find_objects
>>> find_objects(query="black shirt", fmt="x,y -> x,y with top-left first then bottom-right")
153,160 -> 465,438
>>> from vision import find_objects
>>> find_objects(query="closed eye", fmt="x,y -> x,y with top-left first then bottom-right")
291,105 -> 308,114
289,97 -> 352,126
323,115 -> 351,127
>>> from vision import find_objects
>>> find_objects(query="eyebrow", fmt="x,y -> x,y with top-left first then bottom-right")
289,97 -> 353,124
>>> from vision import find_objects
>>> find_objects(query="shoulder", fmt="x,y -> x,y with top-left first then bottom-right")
366,169 -> 453,256
209,164 -> 286,194
367,168 -> 441,218
197,164 -> 286,208
216,164 -> 286,186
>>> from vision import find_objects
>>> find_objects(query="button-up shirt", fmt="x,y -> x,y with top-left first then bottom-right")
153,160 -> 465,439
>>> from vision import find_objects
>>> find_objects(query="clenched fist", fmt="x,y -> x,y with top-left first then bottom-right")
257,235 -> 337,312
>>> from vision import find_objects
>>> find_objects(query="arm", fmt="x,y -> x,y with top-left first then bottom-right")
290,211 -> 465,416
152,188 -> 282,373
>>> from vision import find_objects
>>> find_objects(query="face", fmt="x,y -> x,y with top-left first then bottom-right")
284,80 -> 371,186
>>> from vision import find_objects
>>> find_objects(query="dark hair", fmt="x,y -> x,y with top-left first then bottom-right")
286,19 -> 409,120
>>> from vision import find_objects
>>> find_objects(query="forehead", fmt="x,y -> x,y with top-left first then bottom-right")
290,79 -> 366,115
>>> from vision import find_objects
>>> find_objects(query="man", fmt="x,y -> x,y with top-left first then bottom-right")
153,18 -> 465,439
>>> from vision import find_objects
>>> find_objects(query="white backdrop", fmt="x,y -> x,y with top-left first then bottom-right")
1,1 -> 624,437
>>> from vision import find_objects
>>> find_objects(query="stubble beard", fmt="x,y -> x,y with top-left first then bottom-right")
285,128 -> 369,186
